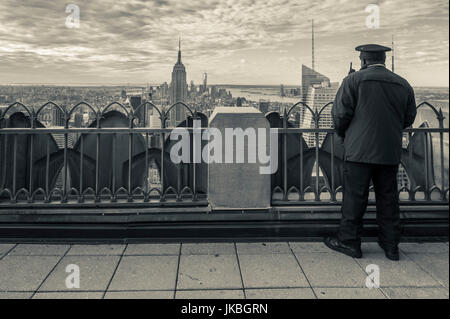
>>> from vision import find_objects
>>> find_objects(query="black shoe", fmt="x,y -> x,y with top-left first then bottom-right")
324,237 -> 362,258
378,241 -> 400,261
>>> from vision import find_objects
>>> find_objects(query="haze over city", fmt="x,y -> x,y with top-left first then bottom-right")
0,0 -> 448,87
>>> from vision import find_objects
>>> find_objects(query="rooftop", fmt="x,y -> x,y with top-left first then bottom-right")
0,241 -> 448,299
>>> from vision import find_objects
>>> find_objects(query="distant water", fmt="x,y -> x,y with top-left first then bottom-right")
224,85 -> 450,108
225,86 -> 301,104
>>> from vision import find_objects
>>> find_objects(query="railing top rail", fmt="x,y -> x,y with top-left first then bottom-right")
0,127 -> 447,134
1,100 -> 447,132
0,127 -> 209,134
277,127 -> 449,133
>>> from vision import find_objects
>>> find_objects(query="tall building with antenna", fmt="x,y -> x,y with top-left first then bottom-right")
299,20 -> 339,147
300,20 -> 325,101
169,38 -> 188,127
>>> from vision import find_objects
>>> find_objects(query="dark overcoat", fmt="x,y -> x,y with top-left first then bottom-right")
332,65 -> 417,165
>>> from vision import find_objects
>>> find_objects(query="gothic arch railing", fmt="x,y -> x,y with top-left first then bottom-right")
271,100 -> 449,204
0,101 -> 206,207
0,100 -> 448,208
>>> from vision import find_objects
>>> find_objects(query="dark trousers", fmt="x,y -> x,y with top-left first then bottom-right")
338,161 -> 400,249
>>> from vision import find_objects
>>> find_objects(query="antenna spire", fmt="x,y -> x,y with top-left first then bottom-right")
391,35 -> 395,72
177,36 -> 182,63
312,20 -> 315,71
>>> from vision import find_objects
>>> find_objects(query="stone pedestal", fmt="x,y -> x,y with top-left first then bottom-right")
208,107 -> 271,210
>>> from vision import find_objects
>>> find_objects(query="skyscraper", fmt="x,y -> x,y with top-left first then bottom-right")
301,82 -> 339,147
169,38 -> 187,126
190,80 -> 196,96
298,20 -> 336,146
211,85 -> 217,98
300,65 -> 330,102
160,82 -> 169,98
51,107 -> 65,126
130,95 -> 145,126
202,72 -> 208,94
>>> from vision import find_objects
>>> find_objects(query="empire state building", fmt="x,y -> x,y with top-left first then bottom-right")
169,39 -> 187,127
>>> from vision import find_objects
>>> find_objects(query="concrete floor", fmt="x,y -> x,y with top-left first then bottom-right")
0,241 -> 448,299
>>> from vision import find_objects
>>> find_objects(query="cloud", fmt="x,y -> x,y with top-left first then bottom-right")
0,0 -> 448,86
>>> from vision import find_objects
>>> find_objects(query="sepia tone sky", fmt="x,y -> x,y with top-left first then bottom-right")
0,0 -> 448,86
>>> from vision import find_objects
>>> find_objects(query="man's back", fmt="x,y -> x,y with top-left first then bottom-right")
333,65 -> 417,165
327,44 -> 417,260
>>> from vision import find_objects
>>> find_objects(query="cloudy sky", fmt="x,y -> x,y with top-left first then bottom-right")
0,0 -> 448,86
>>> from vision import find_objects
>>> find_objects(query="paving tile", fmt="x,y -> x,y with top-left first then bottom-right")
0,256 -> 60,291
289,242 -> 333,253
361,243 -> 385,254
292,241 -> 372,254
39,256 -> 120,292
9,244 -> 69,256
356,252 -> 440,287
383,287 -> 449,299
105,291 -> 173,299
245,288 -> 315,299
239,254 -> 309,288
314,288 -> 386,299
176,289 -> 244,299
177,255 -> 242,289
125,244 -> 180,256
109,256 -> 178,291
181,243 -> 235,255
236,242 -> 291,255
33,292 -> 103,299
295,253 -> 367,287
67,245 -> 125,256
0,292 -> 33,299
405,253 -> 449,287
0,244 -> 15,257
399,243 -> 449,254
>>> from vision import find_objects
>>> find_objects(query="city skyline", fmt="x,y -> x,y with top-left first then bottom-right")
0,0 -> 449,87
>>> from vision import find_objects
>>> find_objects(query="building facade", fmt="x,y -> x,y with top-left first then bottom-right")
301,65 -> 330,102
301,83 -> 339,147
299,65 -> 337,147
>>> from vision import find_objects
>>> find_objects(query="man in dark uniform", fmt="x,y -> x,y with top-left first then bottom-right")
324,44 -> 417,260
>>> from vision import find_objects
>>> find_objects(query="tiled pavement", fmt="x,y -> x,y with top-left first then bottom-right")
0,242 -> 448,299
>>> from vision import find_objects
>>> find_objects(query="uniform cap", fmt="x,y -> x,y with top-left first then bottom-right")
355,44 -> 392,52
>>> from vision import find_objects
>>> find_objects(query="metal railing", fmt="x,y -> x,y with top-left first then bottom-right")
0,100 -> 448,208
271,101 -> 449,205
0,101 -> 207,207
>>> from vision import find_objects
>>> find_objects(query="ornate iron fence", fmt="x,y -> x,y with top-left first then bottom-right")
0,101 -> 207,207
0,100 -> 448,208
271,101 -> 449,205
